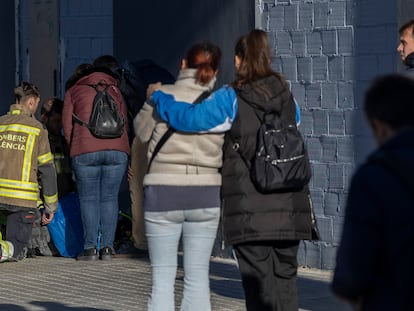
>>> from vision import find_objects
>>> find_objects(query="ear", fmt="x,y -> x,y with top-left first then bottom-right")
234,55 -> 241,70
370,119 -> 393,146
181,59 -> 187,70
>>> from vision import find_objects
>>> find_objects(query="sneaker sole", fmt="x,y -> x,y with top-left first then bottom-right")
99,254 -> 112,261
76,255 -> 98,261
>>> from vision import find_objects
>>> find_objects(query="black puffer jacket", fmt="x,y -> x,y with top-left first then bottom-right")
221,75 -> 313,245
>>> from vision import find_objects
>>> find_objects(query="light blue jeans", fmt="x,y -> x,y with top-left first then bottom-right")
72,150 -> 128,250
145,207 -> 220,311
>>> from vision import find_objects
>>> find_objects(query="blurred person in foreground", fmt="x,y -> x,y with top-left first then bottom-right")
331,74 -> 414,310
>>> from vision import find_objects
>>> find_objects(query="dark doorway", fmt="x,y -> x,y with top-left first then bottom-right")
113,1 -> 255,88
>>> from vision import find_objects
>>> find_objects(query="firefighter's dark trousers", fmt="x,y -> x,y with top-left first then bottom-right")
6,209 -> 37,260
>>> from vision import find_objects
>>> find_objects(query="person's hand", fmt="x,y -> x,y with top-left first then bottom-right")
147,82 -> 162,99
127,165 -> 133,181
42,212 -> 54,225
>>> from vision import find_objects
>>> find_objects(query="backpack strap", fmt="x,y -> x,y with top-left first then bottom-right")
146,90 -> 211,173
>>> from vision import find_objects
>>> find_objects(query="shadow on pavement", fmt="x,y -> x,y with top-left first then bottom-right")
0,301 -> 113,311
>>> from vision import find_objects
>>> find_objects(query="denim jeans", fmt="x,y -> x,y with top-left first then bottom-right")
145,207 -> 220,311
72,150 -> 128,250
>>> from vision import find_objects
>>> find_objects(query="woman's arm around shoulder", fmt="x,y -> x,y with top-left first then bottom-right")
150,86 -> 238,133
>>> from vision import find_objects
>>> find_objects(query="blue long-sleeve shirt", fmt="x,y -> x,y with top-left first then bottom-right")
151,85 -> 301,132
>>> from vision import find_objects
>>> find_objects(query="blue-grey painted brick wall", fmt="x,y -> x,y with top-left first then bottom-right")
276,31 -> 292,55
307,137 -> 323,162
261,0 -> 398,270
338,82 -> 354,108
284,5 -> 298,30
291,31 -> 306,56
332,219 -> 344,245
322,30 -> 337,55
299,3 -> 314,30
264,0 -> 353,269
321,136 -> 337,163
313,109 -> 328,134
269,6 -> 284,30
337,137 -> 354,163
307,31 -> 322,55
281,57 -> 297,81
329,111 -> 345,135
291,83 -> 306,107
328,2 -> 346,27
312,164 -> 328,189
314,2 -> 329,28
297,57 -> 312,82
298,110 -> 313,135
306,84 -> 322,108
303,241 -> 322,267
310,190 -> 324,216
321,83 -> 337,109
60,0 -> 113,94
321,245 -> 337,270
328,164 -> 344,190
315,217 -> 333,243
344,56 -> 354,81
325,192 -> 339,216
329,56 -> 344,81
313,56 -> 328,81
338,27 -> 354,55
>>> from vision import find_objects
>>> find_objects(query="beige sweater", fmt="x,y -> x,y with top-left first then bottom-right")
134,69 -> 224,186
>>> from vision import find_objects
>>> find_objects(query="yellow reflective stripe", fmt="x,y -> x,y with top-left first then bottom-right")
43,193 -> 58,205
22,134 -> 35,181
0,124 -> 41,183
0,178 -> 38,191
38,152 -> 54,165
0,188 -> 38,201
11,110 -> 21,115
0,124 -> 40,135
53,153 -> 64,159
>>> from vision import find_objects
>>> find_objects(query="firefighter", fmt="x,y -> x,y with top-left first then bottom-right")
0,81 -> 58,261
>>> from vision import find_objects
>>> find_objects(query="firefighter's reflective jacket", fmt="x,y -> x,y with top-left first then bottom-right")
0,104 -> 58,213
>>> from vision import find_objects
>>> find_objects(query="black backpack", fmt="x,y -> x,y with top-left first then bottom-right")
235,101 -> 312,193
72,82 -> 125,139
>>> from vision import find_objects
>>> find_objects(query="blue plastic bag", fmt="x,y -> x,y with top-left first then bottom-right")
47,192 -> 84,258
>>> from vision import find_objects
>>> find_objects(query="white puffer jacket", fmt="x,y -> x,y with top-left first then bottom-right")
134,69 -> 224,186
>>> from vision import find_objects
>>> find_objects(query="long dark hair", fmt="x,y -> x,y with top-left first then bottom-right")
232,29 -> 281,94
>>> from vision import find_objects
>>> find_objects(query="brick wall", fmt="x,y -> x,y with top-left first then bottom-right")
260,0 -> 397,269
59,0 -> 113,97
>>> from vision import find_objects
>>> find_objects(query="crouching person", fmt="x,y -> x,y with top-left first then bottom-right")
0,82 -> 57,261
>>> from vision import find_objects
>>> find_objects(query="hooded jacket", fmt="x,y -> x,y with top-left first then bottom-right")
0,104 -> 58,213
151,75 -> 313,245
62,67 -> 130,158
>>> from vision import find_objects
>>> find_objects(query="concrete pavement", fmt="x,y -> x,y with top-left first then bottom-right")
0,255 -> 351,311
